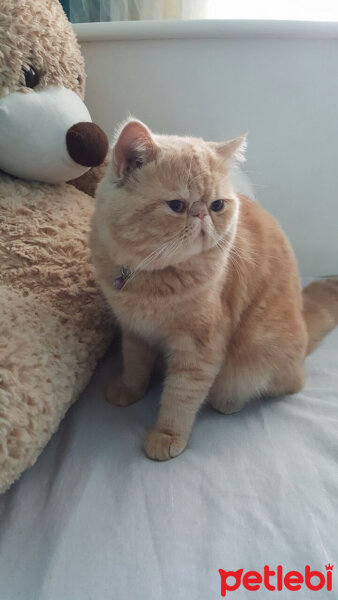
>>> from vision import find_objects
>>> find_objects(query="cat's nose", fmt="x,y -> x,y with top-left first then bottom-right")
66,122 -> 109,167
191,201 -> 208,220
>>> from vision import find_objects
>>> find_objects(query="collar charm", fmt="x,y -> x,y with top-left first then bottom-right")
114,266 -> 132,290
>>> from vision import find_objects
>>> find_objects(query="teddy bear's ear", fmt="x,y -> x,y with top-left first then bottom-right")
112,119 -> 157,180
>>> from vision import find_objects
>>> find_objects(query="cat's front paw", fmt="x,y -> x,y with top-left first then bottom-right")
144,430 -> 186,461
106,377 -> 140,407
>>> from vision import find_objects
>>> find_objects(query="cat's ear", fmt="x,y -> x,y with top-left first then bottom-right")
112,119 -> 156,180
211,135 -> 247,165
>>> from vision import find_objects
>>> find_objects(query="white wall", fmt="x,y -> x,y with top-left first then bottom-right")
76,21 -> 338,276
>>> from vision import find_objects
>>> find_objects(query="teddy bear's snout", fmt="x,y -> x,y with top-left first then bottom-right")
66,122 -> 109,168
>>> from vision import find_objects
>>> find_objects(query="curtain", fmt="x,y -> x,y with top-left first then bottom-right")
68,1 -> 338,23
69,0 -> 210,23
70,0 -> 110,22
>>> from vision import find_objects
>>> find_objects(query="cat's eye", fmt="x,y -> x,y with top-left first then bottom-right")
167,200 -> 186,213
210,199 -> 225,212
22,66 -> 39,88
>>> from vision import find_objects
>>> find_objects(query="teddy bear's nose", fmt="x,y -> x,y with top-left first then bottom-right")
66,122 -> 109,167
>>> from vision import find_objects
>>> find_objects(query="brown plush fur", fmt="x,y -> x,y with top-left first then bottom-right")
70,152 -> 111,197
0,177 -> 113,491
91,120 -> 338,461
0,0 -> 85,98
0,0 -> 114,492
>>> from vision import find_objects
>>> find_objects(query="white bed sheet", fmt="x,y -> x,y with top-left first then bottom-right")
0,325 -> 337,600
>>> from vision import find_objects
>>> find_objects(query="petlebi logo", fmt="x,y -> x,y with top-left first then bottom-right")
218,564 -> 334,596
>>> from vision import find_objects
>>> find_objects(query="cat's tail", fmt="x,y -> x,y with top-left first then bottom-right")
302,277 -> 338,355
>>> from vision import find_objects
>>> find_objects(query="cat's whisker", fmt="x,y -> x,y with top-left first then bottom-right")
241,169 -> 262,176
231,242 -> 280,264
228,251 -> 246,288
231,248 -> 259,269
247,183 -> 267,188
125,233 -> 184,285
214,233 -> 233,254
135,242 -> 175,272
124,243 -> 173,285
134,246 -> 168,272
215,235 -> 248,287
155,239 -> 179,264
138,232 -> 182,267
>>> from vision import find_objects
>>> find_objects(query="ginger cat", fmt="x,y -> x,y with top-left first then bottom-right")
91,119 -> 338,461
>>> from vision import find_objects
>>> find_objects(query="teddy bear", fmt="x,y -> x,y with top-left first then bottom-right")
0,0 -> 115,493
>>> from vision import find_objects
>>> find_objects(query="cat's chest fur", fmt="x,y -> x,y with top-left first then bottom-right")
105,264 -> 216,344
104,271 -> 177,342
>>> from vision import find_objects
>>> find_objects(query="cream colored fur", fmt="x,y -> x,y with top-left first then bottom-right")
0,0 -> 85,98
0,0 -> 114,492
91,120 -> 338,461
0,177 -> 114,491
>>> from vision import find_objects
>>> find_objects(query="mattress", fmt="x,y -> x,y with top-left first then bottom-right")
0,310 -> 337,599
